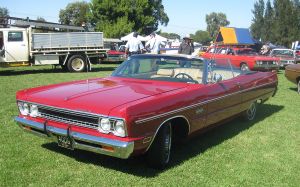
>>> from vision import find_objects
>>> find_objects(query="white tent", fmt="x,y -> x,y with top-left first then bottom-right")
120,32 -> 147,41
144,34 -> 168,42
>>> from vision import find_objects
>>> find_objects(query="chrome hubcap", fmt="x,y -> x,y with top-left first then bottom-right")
247,103 -> 256,120
71,58 -> 84,71
241,64 -> 249,71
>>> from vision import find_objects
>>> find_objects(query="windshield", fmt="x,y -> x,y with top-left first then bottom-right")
112,55 -> 205,84
271,50 -> 294,57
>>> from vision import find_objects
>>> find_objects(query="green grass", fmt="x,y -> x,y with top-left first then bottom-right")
0,65 -> 299,186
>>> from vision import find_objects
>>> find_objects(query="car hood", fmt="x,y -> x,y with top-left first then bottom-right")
20,77 -> 186,115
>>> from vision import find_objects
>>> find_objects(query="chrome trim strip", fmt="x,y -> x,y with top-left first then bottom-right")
136,80 -> 277,124
15,116 -> 134,159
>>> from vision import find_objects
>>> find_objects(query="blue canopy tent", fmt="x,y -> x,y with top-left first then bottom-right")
215,27 -> 255,45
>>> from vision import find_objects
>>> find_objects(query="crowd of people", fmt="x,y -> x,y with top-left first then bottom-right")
124,32 -> 195,57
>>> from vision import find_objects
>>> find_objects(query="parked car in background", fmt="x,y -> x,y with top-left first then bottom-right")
269,48 -> 296,68
101,50 -> 126,63
285,64 -> 300,94
203,47 -> 279,71
15,54 -> 278,169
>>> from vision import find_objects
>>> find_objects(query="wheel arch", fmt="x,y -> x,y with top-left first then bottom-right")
145,115 -> 190,152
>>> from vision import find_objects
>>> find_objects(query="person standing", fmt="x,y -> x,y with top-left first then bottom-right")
178,34 -> 194,55
125,32 -> 144,56
145,32 -> 162,54
178,34 -> 194,67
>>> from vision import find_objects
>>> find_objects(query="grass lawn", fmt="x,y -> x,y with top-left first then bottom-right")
0,65 -> 299,186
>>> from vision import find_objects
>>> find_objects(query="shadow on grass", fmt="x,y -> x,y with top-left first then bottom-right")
0,66 -> 117,76
42,103 -> 283,177
0,67 -> 64,76
289,87 -> 298,92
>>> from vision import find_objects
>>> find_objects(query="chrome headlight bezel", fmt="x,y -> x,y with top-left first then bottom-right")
18,102 -> 29,116
17,102 -> 40,117
98,118 -> 111,134
29,104 -> 39,117
113,120 -> 126,137
98,117 -> 127,137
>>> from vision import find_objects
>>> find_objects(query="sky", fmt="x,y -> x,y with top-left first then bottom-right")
0,0 -> 258,36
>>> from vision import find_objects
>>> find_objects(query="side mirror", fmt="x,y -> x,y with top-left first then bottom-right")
213,73 -> 222,83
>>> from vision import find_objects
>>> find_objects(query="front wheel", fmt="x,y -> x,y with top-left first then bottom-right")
67,55 -> 87,72
146,123 -> 172,169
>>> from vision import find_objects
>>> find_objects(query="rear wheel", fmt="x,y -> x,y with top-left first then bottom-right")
146,123 -> 172,169
67,55 -> 87,72
240,63 -> 249,71
243,101 -> 257,121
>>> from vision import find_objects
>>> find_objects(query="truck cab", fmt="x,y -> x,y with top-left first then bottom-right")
0,28 -> 29,65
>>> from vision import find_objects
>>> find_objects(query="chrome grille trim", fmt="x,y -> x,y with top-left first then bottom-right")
39,113 -> 99,129
17,100 -> 124,130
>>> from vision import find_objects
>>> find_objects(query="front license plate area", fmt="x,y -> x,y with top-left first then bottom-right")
57,135 -> 74,150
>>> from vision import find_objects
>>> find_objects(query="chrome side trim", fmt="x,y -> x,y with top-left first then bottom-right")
15,116 -> 134,159
136,80 -> 277,124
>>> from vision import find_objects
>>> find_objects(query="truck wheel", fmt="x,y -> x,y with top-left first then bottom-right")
298,80 -> 300,94
146,122 -> 172,169
240,63 -> 249,71
243,101 -> 257,121
67,55 -> 86,72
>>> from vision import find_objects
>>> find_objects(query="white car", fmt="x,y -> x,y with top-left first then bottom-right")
269,48 -> 296,68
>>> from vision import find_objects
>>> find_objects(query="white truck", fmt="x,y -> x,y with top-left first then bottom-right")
0,17 -> 108,72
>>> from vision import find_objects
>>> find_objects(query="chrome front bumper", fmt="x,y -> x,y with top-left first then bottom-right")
15,117 -> 134,159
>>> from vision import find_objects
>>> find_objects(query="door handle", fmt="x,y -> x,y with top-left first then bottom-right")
21,44 -> 26,46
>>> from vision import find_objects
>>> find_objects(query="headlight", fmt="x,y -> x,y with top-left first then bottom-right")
113,120 -> 126,137
18,102 -> 29,116
29,104 -> 39,117
98,118 -> 111,133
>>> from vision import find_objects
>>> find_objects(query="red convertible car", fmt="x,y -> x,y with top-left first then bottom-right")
203,47 -> 280,71
15,54 -> 278,169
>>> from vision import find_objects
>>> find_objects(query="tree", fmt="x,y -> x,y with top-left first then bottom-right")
0,7 -> 9,27
272,0 -> 295,46
59,1 -> 90,26
0,7 -> 9,17
190,30 -> 212,45
205,12 -> 230,40
159,32 -> 180,40
89,0 -> 169,38
250,0 -> 265,40
262,0 -> 274,42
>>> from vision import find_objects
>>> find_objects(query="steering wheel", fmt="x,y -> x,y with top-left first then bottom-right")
175,73 -> 198,83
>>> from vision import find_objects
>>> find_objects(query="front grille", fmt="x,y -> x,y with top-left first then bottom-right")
262,61 -> 276,65
38,105 -> 101,130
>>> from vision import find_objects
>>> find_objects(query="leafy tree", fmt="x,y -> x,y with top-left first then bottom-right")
159,32 -> 180,40
205,12 -> 230,40
272,0 -> 294,46
59,1 -> 90,26
0,7 -> 9,17
262,0 -> 274,42
190,30 -> 212,45
250,0 -> 265,40
89,0 -> 169,38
